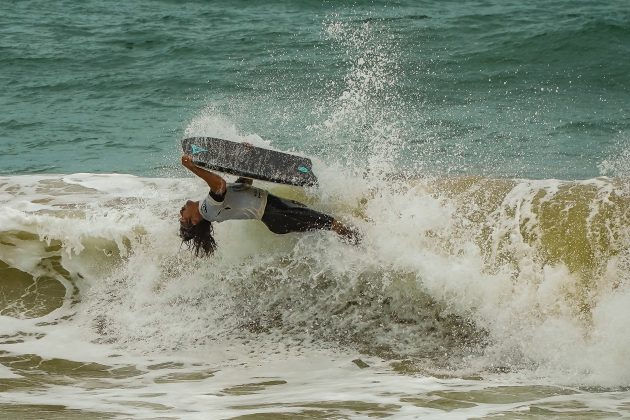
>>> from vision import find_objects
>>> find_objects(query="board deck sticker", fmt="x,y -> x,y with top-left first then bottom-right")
181,137 -> 318,187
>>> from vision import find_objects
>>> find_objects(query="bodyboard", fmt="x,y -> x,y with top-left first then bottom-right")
181,137 -> 318,187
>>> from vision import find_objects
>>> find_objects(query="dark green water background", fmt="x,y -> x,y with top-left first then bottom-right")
1,0 -> 628,178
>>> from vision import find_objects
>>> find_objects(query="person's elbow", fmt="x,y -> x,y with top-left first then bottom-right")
214,178 -> 227,194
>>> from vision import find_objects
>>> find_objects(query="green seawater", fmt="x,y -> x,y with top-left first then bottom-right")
1,0 -> 628,178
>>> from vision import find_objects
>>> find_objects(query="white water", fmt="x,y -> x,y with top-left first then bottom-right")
1,160 -> 630,417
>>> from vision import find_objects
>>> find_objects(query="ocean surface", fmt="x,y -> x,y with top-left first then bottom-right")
1,0 -> 630,418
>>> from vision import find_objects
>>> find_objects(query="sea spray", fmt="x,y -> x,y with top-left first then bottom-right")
312,17 -> 407,177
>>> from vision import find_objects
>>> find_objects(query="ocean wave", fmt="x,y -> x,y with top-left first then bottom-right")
1,173 -> 629,384
479,20 -> 627,72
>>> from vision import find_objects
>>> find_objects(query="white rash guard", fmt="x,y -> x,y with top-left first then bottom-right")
198,182 -> 268,222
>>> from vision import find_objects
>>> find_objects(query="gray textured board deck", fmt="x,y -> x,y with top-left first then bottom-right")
181,137 -> 318,187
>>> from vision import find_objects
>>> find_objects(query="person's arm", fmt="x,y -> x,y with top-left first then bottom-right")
181,155 -> 226,194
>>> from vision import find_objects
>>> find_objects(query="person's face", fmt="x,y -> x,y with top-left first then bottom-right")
179,200 -> 200,226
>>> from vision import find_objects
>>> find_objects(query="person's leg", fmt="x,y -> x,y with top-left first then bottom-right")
262,195 -> 360,243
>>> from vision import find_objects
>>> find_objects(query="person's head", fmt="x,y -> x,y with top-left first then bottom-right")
179,200 -> 217,256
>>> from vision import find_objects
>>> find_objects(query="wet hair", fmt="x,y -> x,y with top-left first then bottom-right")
179,219 -> 217,257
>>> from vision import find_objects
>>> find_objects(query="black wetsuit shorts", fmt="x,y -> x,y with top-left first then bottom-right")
261,194 -> 334,234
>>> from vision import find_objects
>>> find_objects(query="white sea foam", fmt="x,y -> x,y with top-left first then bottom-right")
2,170 -> 629,382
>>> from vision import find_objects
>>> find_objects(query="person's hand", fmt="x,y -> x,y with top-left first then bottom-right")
181,155 -> 196,170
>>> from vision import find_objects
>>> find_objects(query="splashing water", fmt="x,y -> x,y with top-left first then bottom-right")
310,19 -> 406,177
